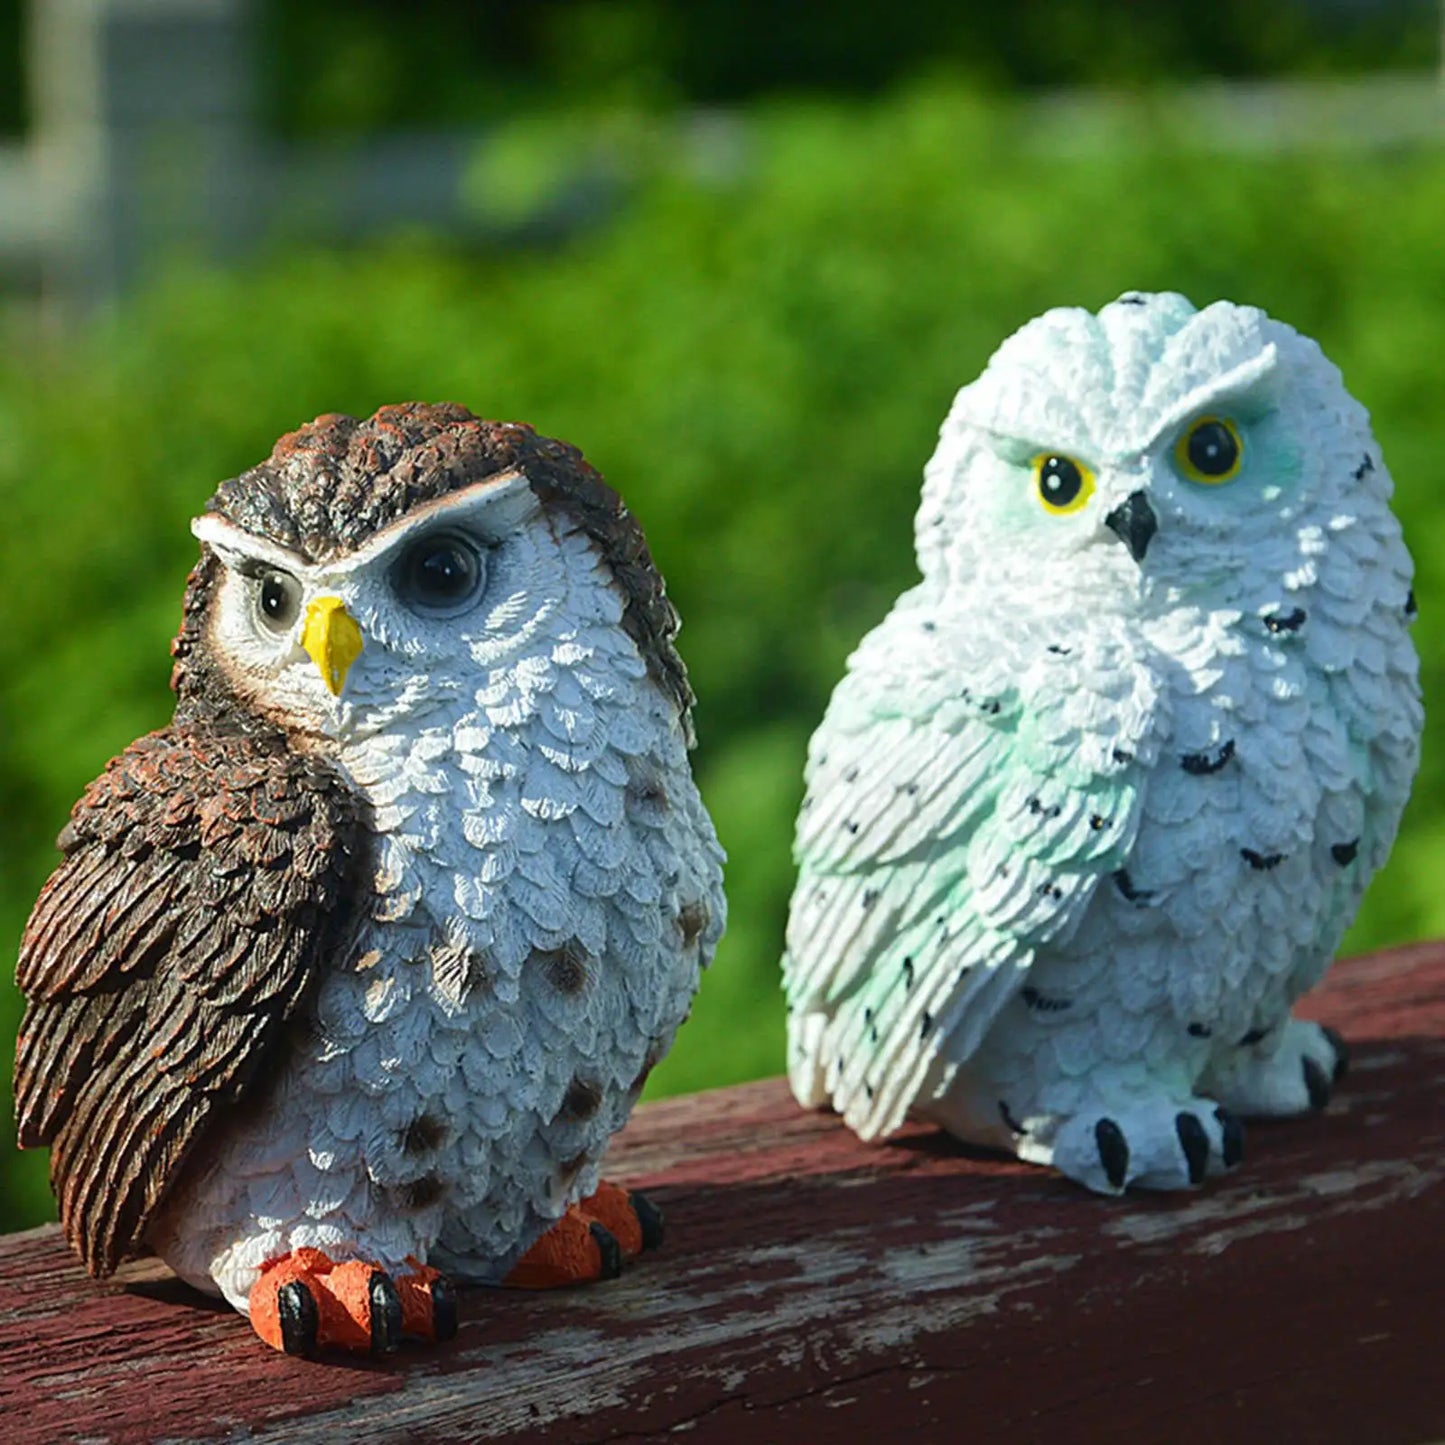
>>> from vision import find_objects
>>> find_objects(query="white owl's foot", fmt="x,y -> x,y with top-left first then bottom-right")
248,1249 -> 458,1356
1200,1017 -> 1349,1118
1040,1096 -> 1245,1195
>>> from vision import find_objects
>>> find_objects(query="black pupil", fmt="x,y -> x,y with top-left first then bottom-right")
1040,456 -> 1083,508
260,573 -> 294,624
1188,420 -> 1238,476
411,541 -> 477,602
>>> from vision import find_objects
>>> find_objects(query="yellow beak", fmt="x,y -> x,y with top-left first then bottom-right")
301,596 -> 364,697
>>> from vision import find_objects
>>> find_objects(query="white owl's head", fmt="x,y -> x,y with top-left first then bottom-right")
915,291 -> 1388,607
172,405 -> 690,745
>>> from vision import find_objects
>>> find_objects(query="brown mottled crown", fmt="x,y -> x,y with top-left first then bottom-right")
172,403 -> 694,738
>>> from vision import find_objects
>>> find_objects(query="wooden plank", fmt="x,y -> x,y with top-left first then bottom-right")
1,943 -> 1442,1445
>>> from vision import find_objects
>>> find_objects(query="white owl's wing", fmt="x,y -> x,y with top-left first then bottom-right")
784,598 -> 1159,1139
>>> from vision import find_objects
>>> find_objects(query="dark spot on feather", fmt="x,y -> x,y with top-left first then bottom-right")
1331,838 -> 1359,866
903,782 -> 919,795
1187,1022 -> 1212,1039
861,889 -> 879,911
865,1081 -> 875,1100
845,820 -> 859,835
1112,747 -> 1134,765
1241,848 -> 1284,871
921,621 -> 936,633
1405,589 -> 1417,618
1113,869 -> 1154,904
1353,454 -> 1374,481
920,1011 -> 934,1038
1037,882 -> 1063,901
1263,608 -> 1306,635
1021,986 -> 1072,1013
678,899 -> 709,947
999,1099 -> 1028,1135
1027,796 -> 1062,820
1181,738 -> 1235,775
1239,1027 -> 1270,1046
396,1174 -> 447,1212
902,957 -> 915,988
556,1076 -> 603,1122
1118,292 -> 1147,306
402,1114 -> 448,1156
1089,814 -> 1109,832
864,1007 -> 874,1025
1047,644 -> 1072,655
843,767 -> 859,783
531,939 -> 591,995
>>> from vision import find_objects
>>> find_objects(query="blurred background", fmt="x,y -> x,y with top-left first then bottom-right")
2,0 -> 1443,1232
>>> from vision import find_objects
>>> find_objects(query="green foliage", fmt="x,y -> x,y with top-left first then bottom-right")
3,85 -> 1444,1232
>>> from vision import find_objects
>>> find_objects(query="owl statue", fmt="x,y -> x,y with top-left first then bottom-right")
783,293 -> 1420,1195
14,403 -> 725,1355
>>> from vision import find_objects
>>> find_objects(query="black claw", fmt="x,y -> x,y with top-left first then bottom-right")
276,1280 -> 319,1357
631,1190 -> 666,1252
589,1222 -> 624,1280
1216,1108 -> 1245,1168
1302,1055 -> 1332,1111
430,1275 -> 459,1343
368,1271 -> 403,1355
1321,1025 -> 1350,1083
1094,1118 -> 1130,1191
1175,1113 -> 1210,1186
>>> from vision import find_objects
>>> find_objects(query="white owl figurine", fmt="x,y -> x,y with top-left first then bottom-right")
15,405 -> 725,1354
783,293 -> 1420,1194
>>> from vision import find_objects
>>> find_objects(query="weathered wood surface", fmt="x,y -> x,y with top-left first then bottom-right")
1,943 -> 1442,1445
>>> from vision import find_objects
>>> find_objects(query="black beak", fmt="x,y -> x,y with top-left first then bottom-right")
1103,490 -> 1158,563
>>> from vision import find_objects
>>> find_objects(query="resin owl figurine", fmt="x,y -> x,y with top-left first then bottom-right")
14,404 -> 725,1354
783,293 -> 1419,1195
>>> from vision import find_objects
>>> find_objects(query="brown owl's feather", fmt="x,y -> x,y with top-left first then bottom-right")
14,725 -> 368,1277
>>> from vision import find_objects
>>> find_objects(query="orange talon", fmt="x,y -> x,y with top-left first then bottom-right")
248,1250 -> 456,1356
503,1182 -> 665,1289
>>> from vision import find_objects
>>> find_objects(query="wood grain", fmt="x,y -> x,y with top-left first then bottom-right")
1,943 -> 1442,1445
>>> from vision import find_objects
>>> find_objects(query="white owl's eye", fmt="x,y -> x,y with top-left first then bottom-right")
1175,416 -> 1242,485
395,532 -> 486,614
255,570 -> 302,633
1033,454 -> 1096,515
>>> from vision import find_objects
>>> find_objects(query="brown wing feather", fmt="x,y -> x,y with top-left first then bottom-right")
13,724 -> 368,1277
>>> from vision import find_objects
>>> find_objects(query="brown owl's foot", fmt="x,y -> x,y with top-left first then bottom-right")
248,1248 -> 458,1356
503,1182 -> 665,1289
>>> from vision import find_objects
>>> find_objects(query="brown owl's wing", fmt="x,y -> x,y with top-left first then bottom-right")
13,724 -> 368,1277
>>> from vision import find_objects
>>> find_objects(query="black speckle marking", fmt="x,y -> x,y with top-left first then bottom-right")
1089,814 -> 1110,832
1263,607 -> 1307,635
397,1174 -> 447,1212
557,1075 -> 604,1122
1047,644 -> 1073,656
1181,738 -> 1235,775
1238,1026 -> 1270,1046
1353,454 -> 1375,481
625,764 -> 669,814
843,766 -> 859,783
1331,838 -> 1359,867
902,956 -> 915,989
402,1114 -> 448,1156
1027,796 -> 1063,820
921,620 -> 936,633
1175,1113 -> 1209,1186
678,899 -> 709,947
920,1010 -> 934,1039
1095,1118 -> 1130,1190
1187,1022 -> 1212,1039
1021,985 -> 1072,1013
1112,747 -> 1134,766
861,889 -> 879,911
1037,881 -> 1064,901
532,938 -> 592,994
864,1006 -> 874,1025
981,698 -> 1002,717
998,1099 -> 1028,1136
1241,848 -> 1284,871
1113,869 -> 1154,904
1216,1108 -> 1244,1168
1118,292 -> 1147,306
1405,589 -> 1417,618
864,1080 -> 875,1100
903,782 -> 920,796
845,820 -> 859,835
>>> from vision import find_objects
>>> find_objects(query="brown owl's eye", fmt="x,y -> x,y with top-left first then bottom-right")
396,533 -> 485,613
256,571 -> 302,632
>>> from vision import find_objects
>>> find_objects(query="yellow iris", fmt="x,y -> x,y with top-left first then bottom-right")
1033,453 -> 1096,515
1175,415 -> 1243,485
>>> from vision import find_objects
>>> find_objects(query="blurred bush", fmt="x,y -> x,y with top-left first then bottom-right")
3,84 -> 1444,1229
